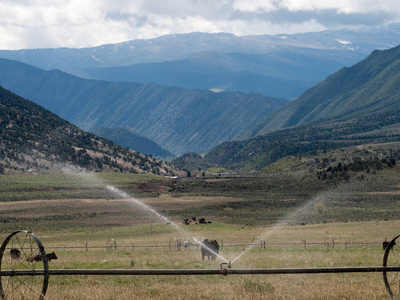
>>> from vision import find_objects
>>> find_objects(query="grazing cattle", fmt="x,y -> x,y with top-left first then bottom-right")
383,241 -> 396,250
201,239 -> 219,261
28,252 -> 58,262
10,248 -> 21,259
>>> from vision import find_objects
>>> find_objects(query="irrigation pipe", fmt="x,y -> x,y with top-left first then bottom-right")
2,266 -> 400,277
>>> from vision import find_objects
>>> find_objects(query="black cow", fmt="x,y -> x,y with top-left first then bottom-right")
28,252 -> 58,262
10,248 -> 21,259
383,241 -> 396,250
201,239 -> 219,261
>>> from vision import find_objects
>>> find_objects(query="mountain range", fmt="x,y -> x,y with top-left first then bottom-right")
1,27 -> 400,98
0,86 -> 180,175
204,45 -> 400,170
0,58 -> 287,156
251,44 -> 400,135
2,28 -> 400,171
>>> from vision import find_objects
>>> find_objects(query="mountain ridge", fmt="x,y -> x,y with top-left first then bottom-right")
1,28 -> 399,98
251,44 -> 400,135
0,85 -> 180,175
0,58 -> 288,155
204,44 -> 400,170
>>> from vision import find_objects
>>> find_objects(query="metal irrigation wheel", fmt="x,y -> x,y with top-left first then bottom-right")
324,236 -> 335,249
252,237 -> 263,249
383,234 -> 400,299
106,239 -> 117,251
169,238 -> 180,251
0,230 -> 49,300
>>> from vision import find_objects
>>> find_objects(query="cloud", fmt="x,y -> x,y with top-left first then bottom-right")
0,0 -> 399,49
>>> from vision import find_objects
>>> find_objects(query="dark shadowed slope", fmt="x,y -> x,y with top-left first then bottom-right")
91,127 -> 175,159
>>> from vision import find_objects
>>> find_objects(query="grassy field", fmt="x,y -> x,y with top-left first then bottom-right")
0,169 -> 399,299
0,222 -> 397,299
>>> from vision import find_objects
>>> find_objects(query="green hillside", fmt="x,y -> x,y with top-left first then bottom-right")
204,44 -> 400,170
252,44 -> 400,135
0,58 -> 288,155
205,109 -> 400,170
0,86 -> 180,176
170,152 -> 216,173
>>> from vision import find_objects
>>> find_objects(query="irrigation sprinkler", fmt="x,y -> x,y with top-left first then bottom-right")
220,261 -> 232,270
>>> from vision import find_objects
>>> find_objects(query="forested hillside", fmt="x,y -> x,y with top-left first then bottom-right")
0,59 -> 288,155
206,109 -> 400,170
0,86 -> 180,175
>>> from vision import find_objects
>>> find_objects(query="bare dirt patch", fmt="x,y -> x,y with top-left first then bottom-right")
0,196 -> 242,226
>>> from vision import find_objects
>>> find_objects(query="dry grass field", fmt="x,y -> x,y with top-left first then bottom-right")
0,220 -> 398,299
0,171 -> 400,299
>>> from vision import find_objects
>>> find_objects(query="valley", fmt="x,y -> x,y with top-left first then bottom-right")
1,23 -> 400,299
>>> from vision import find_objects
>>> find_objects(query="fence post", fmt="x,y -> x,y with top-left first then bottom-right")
86,242 -> 88,252
264,241 -> 266,249
221,239 -> 223,251
303,240 -> 307,250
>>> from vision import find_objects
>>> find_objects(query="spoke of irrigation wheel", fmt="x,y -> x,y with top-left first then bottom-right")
0,231 -> 49,300
383,235 -> 400,299
389,248 -> 400,287
15,233 -> 39,295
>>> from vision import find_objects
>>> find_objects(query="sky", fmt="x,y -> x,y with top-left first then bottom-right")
1,0 -> 400,50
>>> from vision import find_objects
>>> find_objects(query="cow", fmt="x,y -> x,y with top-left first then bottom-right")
201,239 -> 219,261
383,240 -> 396,251
27,252 -> 58,262
10,248 -> 21,259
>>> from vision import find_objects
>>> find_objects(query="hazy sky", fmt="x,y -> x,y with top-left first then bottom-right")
1,0 -> 400,50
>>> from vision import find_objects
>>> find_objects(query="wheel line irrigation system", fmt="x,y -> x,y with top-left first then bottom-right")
1,231 -> 400,299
